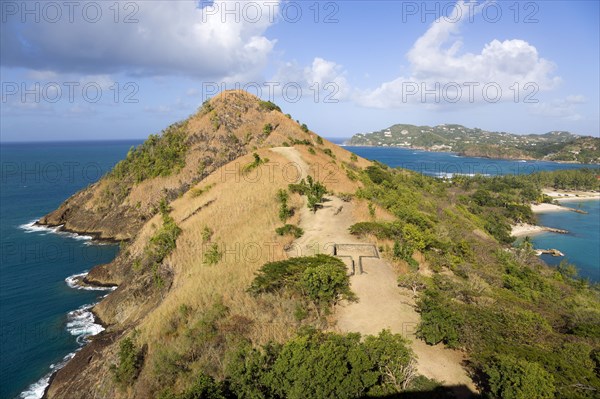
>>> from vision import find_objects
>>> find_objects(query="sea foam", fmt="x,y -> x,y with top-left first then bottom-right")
19,219 -> 94,241
65,272 -> 116,291
19,281 -> 109,398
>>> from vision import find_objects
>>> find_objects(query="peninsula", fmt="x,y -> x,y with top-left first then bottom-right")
347,123 -> 600,164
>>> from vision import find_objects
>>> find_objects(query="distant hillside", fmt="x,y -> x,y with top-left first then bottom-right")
347,124 -> 600,164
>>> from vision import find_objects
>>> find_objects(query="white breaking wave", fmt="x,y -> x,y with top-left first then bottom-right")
65,272 -> 116,292
19,303 -> 104,398
19,220 -> 94,241
19,353 -> 75,399
66,304 -> 105,345
428,172 -> 491,179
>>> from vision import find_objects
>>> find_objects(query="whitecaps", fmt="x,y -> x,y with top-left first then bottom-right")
18,292 -> 109,398
19,353 -> 75,399
65,272 -> 116,292
19,219 -> 94,241
66,304 -> 105,345
428,172 -> 490,179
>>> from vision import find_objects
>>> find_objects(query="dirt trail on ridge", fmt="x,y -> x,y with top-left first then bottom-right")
270,147 -> 477,397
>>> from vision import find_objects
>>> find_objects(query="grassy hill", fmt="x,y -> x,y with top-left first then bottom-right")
38,91 -> 321,240
347,124 -> 600,164
44,92 -> 600,399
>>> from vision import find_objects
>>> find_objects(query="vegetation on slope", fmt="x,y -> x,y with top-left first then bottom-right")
348,123 -> 600,163
350,164 -> 600,398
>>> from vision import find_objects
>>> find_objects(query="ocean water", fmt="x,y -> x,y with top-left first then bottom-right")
534,200 -> 600,282
0,141 -> 138,399
344,146 -> 597,177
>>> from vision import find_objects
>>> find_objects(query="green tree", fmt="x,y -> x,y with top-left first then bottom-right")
301,262 -> 354,311
266,331 -> 378,399
363,330 -> 417,393
484,355 -> 555,399
417,290 -> 462,348
397,272 -> 427,297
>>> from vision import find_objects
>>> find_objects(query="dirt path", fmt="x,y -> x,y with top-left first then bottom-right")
271,147 -> 477,397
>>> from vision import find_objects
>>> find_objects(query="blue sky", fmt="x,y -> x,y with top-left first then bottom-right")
1,0 -> 598,141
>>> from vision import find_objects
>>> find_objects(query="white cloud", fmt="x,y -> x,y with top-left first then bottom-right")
358,0 -> 560,108
1,1 -> 279,81
529,96 -> 586,120
272,57 -> 351,101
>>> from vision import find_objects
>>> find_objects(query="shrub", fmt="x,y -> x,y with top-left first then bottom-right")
201,226 -> 213,242
349,221 -> 401,239
368,202 -> 376,218
417,290 -> 463,348
266,331 -> 376,399
397,272 -> 427,297
148,214 -> 182,264
289,176 -> 327,213
264,330 -> 417,398
243,153 -> 268,174
363,330 -> 417,393
225,342 -> 281,399
204,243 -> 222,265
300,123 -> 309,133
190,183 -> 215,198
364,164 -> 392,184
157,373 -> 226,399
275,224 -> 304,238
110,123 -> 188,184
259,101 -> 282,112
338,192 -> 353,202
111,336 -> 143,386
263,123 -> 273,136
249,255 -> 354,309
301,262 -> 355,308
484,355 -> 555,399
393,240 -> 418,269
277,189 -> 293,222
145,213 -> 182,287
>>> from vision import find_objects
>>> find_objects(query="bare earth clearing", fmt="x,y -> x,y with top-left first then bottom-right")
271,147 -> 477,398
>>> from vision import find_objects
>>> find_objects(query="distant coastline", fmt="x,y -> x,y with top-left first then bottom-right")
344,143 -> 600,165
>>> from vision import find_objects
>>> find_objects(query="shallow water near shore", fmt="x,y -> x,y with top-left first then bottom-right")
532,200 -> 600,282
0,141 -> 135,399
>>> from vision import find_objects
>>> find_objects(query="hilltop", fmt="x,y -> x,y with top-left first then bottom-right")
42,92 -> 600,399
38,91 -> 320,240
347,123 -> 600,164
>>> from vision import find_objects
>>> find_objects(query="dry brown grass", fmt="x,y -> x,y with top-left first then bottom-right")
125,148 -> 327,385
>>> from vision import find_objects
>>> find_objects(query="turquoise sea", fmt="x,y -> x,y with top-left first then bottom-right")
0,141 -> 598,398
534,200 -> 600,282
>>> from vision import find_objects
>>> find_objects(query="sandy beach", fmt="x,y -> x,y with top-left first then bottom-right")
543,189 -> 600,202
531,203 -> 578,213
511,223 -> 548,237
512,189 -> 598,236
511,223 -> 568,237
529,190 -> 599,213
